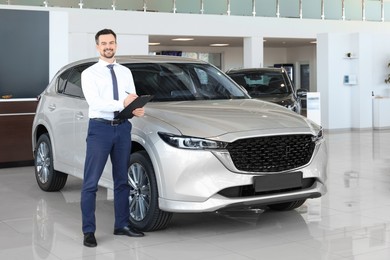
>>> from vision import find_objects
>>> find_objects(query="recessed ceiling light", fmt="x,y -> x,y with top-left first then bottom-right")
148,42 -> 161,46
210,43 -> 229,47
171,38 -> 194,41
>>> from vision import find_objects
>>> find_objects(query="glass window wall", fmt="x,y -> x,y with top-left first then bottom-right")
5,0 -> 390,22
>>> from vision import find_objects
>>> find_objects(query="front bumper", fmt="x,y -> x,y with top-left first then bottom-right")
159,180 -> 326,212
149,136 -> 327,213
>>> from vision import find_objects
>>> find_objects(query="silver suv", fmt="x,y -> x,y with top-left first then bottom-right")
32,55 -> 327,231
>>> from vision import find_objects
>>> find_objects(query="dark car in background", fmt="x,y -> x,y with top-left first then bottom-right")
226,67 -> 307,114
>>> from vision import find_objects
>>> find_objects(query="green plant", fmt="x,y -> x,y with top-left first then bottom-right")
385,62 -> 390,84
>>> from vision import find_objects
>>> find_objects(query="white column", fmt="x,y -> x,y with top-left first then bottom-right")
50,11 -> 68,80
317,33 -> 374,130
243,36 -> 263,68
381,0 -> 385,22
316,34 -> 327,129
351,33 -> 373,129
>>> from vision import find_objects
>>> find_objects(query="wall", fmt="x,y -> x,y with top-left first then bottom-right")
287,45 -> 317,91
317,32 -> 390,130
264,48 -> 288,66
318,33 -> 353,130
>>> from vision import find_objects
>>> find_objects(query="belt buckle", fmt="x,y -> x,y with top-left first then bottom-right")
111,120 -> 120,126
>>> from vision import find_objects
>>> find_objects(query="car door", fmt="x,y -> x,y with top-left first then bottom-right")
67,64 -> 114,184
59,65 -> 90,178
49,68 -> 80,174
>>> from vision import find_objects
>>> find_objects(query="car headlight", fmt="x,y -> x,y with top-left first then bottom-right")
312,127 -> 324,143
158,132 -> 227,150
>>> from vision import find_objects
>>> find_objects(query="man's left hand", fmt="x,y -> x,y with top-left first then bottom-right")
132,107 -> 145,117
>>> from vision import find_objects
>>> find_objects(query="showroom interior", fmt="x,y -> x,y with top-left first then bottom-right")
1,1 -> 390,259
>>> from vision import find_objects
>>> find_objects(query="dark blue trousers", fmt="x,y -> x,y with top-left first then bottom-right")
81,119 -> 132,234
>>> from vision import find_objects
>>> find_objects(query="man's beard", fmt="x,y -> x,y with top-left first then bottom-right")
102,49 -> 115,59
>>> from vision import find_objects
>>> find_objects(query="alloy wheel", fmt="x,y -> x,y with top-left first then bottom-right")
128,163 -> 151,221
36,142 -> 51,184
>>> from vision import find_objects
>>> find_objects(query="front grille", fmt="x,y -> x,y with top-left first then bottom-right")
226,135 -> 315,172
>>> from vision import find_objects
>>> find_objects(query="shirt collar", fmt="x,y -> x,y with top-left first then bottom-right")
98,59 -> 117,67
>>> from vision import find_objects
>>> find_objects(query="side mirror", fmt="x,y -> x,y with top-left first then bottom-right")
296,89 -> 308,98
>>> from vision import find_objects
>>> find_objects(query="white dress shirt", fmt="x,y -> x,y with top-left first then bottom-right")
81,59 -> 137,120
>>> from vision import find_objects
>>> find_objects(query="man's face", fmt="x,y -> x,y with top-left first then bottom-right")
96,34 -> 117,60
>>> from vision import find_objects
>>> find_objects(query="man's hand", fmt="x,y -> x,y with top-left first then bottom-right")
124,93 -> 145,117
124,93 -> 138,107
132,107 -> 145,117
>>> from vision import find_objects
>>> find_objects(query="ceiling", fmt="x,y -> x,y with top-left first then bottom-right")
148,35 -> 316,48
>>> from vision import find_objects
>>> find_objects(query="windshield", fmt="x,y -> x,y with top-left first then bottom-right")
229,71 -> 292,98
126,63 -> 248,102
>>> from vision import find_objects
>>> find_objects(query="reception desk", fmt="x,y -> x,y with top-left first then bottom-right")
0,98 -> 38,166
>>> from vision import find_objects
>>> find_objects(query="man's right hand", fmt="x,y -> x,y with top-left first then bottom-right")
124,93 -> 138,107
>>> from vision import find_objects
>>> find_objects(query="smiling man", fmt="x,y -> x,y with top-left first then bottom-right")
80,28 -> 145,247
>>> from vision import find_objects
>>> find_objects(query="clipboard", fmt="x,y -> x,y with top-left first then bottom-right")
114,95 -> 153,119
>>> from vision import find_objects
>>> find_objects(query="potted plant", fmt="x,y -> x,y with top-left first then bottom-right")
385,62 -> 390,84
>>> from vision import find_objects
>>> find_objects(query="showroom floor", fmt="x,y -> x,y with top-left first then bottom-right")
1,130 -> 390,260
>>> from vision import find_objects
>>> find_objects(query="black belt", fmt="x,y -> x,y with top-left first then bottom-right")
92,118 -> 126,126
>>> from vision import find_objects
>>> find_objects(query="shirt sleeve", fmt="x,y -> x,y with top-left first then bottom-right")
121,66 -> 137,96
81,66 -> 124,114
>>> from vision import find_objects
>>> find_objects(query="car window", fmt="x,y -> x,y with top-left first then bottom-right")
58,64 -> 91,98
229,71 -> 292,97
57,69 -> 71,94
126,63 -> 248,102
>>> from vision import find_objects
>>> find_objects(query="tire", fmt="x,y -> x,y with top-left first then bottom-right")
34,133 -> 67,191
128,151 -> 172,231
267,199 -> 306,211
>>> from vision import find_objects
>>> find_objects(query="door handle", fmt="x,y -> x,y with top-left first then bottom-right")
76,112 -> 84,120
48,104 -> 56,111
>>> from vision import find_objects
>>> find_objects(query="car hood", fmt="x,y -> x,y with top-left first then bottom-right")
253,93 -> 296,106
144,99 -> 313,139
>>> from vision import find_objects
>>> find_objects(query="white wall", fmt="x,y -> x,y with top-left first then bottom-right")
287,45 -> 317,91
264,48 -> 288,66
49,11 -> 68,80
69,33 -> 149,62
317,32 -> 390,130
318,33 -> 353,130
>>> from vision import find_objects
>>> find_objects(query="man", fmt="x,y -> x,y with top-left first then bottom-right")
80,28 -> 145,248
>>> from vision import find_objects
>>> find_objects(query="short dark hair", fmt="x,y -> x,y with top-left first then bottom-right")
95,29 -> 116,44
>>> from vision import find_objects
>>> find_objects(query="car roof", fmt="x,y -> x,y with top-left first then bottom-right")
226,67 -> 285,74
65,55 -> 208,69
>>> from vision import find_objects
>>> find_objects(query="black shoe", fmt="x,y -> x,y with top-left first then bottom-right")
83,232 -> 97,247
113,226 -> 144,237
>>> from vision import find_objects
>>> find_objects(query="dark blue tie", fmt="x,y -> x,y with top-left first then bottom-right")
107,64 -> 119,117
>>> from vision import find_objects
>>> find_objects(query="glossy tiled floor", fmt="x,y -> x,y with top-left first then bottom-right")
1,130 -> 390,260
